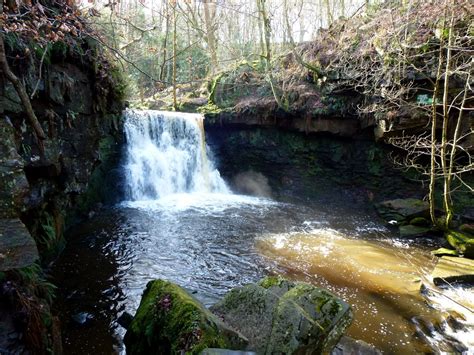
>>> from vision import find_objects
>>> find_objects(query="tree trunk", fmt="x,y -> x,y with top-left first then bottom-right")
257,0 -> 287,111
428,1 -> 448,228
0,35 -> 46,145
172,0 -> 177,110
160,2 -> 170,82
203,0 -> 218,76
440,12 -> 455,229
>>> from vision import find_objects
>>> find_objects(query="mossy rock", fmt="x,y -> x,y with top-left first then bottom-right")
124,280 -> 248,355
0,219 -> 39,271
446,231 -> 474,258
375,198 -> 429,223
431,248 -> 459,257
266,283 -> 353,354
459,224 -> 474,237
210,283 -> 279,353
210,276 -> 352,354
399,225 -> 431,238
409,217 -> 430,227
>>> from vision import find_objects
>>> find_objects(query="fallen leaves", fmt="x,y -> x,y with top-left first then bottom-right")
2,1 -> 90,45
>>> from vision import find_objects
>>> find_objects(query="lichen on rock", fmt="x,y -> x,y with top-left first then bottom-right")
124,279 -> 248,354
210,276 -> 353,354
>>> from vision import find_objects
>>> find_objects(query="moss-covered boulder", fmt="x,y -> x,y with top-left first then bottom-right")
446,231 -> 474,258
399,225 -> 431,238
210,276 -> 352,354
124,280 -> 248,355
409,217 -> 430,227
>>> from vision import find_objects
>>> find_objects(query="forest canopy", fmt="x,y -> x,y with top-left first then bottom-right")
73,0 -> 373,100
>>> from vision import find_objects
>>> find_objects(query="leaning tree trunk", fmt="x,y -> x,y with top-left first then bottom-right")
0,33 -> 46,146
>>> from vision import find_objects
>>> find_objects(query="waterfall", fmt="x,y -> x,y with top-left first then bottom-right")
123,109 -> 228,201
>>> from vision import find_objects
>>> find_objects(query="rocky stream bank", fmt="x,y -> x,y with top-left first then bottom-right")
0,7 -> 124,351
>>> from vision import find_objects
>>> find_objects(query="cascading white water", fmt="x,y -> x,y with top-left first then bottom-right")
123,109 -> 228,200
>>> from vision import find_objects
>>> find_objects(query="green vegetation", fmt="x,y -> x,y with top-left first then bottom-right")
124,280 -> 246,354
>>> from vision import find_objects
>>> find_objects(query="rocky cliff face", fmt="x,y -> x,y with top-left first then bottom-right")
206,125 -> 421,208
0,31 -> 124,353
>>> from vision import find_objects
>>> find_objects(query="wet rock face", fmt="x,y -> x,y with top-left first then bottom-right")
124,280 -> 248,354
0,119 -> 29,219
0,219 -> 38,271
0,55 -> 124,259
206,126 -> 419,204
210,277 -> 353,355
0,36 -> 124,354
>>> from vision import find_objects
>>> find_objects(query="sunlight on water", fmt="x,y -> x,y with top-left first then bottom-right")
257,229 -> 474,353
420,282 -> 474,353
53,110 -> 473,355
258,228 -> 431,295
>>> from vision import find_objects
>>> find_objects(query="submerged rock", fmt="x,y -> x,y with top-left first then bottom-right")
431,256 -> 474,287
459,224 -> 474,236
124,280 -> 248,354
331,336 -> 381,355
431,248 -> 459,257
210,276 -> 353,354
409,217 -> 430,227
117,311 -> 134,330
72,312 -> 94,326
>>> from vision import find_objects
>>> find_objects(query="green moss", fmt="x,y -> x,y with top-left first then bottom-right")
410,217 -> 430,227
431,248 -> 459,257
50,40 -> 69,60
125,280 -> 244,354
446,230 -> 474,258
208,73 -> 224,104
4,32 -> 24,52
109,65 -> 128,102
198,102 -> 222,115
259,276 -> 287,289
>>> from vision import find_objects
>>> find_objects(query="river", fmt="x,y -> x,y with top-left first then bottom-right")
52,110 -> 474,354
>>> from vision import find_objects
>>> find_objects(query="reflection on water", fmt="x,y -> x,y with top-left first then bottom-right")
52,193 -> 473,354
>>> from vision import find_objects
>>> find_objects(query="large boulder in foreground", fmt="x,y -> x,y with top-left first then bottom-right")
210,276 -> 353,354
124,280 -> 248,354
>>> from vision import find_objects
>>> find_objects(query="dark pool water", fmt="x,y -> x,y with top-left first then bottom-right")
51,193 -> 473,354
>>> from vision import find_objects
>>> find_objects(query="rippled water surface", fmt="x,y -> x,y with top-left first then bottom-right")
52,111 -> 473,354
52,193 -> 473,354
